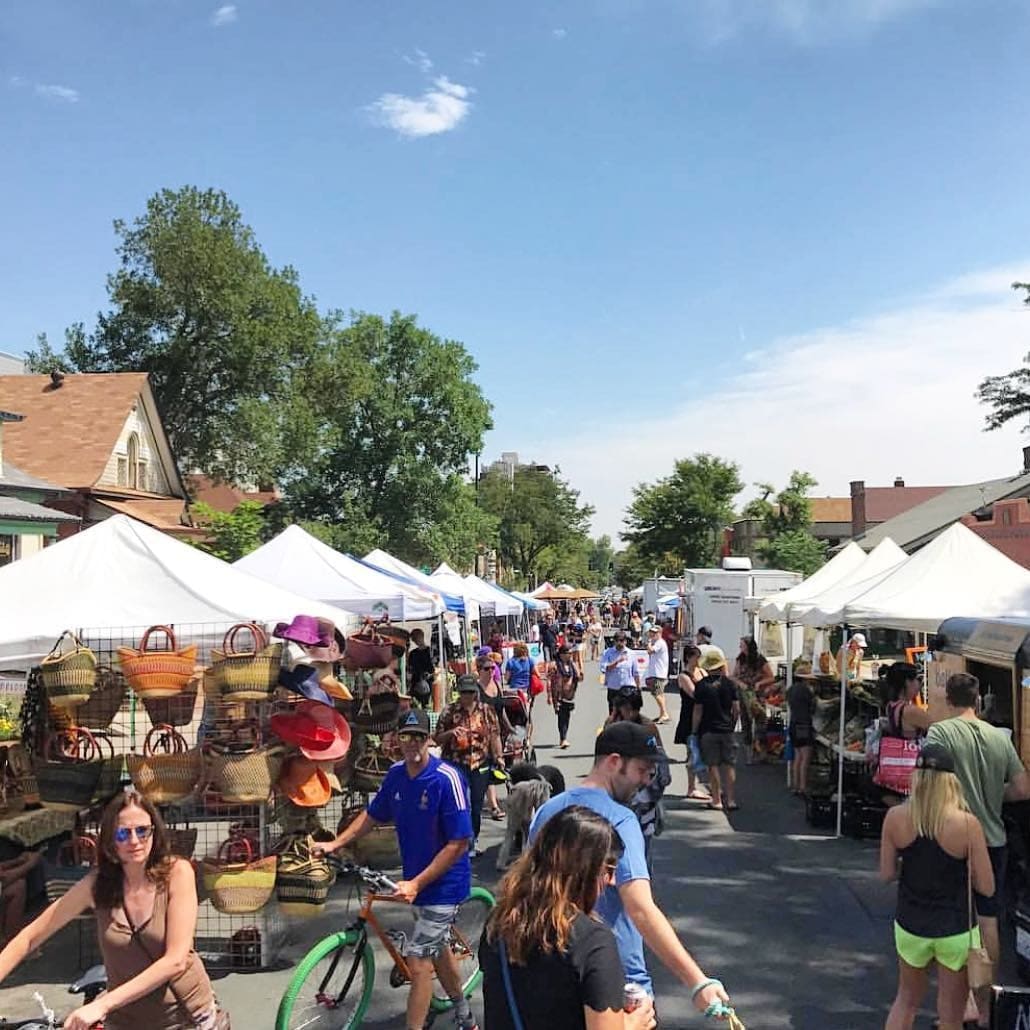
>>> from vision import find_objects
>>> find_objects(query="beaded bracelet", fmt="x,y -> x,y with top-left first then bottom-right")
690,977 -> 723,1000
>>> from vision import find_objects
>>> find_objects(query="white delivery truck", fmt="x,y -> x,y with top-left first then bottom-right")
642,577 -> 685,616
681,559 -> 801,657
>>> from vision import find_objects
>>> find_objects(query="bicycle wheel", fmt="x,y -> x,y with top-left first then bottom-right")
276,930 -> 376,1030
430,886 -> 496,1010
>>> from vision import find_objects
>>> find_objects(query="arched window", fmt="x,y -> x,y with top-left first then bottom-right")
127,433 -> 140,489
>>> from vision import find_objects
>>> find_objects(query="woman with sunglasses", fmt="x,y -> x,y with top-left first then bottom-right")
0,789 -> 220,1030
480,805 -> 656,1029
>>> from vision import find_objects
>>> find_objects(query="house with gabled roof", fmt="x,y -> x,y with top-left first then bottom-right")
0,372 -> 200,539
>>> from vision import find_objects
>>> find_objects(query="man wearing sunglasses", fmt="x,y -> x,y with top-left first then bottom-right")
320,708 -> 478,1030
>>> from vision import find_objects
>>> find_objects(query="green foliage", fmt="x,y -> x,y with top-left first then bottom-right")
192,500 -> 266,562
623,454 -> 744,571
478,466 -> 594,589
976,283 -> 1030,432
760,529 -> 826,577
281,311 -> 492,565
24,332 -> 73,374
741,471 -> 826,575
587,534 -> 617,586
45,186 -> 324,484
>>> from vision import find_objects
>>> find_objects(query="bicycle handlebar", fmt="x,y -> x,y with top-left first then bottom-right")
323,853 -> 399,894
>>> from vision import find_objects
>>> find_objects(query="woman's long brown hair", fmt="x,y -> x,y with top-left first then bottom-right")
92,790 -> 175,910
485,805 -> 623,965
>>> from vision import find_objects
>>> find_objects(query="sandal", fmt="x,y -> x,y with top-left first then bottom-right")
687,790 -> 710,800
705,801 -> 723,811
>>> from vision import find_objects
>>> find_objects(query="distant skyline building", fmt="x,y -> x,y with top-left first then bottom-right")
481,451 -> 551,482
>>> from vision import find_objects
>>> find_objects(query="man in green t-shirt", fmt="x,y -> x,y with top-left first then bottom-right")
927,672 -> 1030,1021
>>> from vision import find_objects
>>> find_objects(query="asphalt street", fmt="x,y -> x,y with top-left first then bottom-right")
1,659 -> 929,1027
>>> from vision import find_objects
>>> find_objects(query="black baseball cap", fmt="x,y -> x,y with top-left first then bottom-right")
595,721 -> 669,763
915,742 -> 955,773
397,708 -> 431,736
456,673 -> 480,692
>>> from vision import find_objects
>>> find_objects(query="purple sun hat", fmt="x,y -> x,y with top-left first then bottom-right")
273,615 -> 330,648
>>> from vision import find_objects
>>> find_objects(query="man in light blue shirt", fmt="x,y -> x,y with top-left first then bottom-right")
600,630 -> 641,711
529,722 -> 730,1018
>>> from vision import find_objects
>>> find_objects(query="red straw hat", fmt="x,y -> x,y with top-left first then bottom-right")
269,710 -> 335,751
296,700 -> 352,761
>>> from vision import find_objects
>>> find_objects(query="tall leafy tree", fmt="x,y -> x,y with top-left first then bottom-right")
976,282 -> 1030,431
191,500 -> 266,562
478,465 -> 594,589
623,454 -> 743,572
741,471 -> 826,575
26,186 -> 323,484
283,311 -> 493,565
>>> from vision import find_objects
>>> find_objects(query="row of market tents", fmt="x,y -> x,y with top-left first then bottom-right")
0,516 -> 555,668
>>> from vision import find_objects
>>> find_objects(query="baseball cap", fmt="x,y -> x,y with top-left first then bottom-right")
456,673 -> 480,692
397,708 -> 431,735
596,721 -> 669,763
698,646 -> 728,672
915,742 -> 955,773
647,624 -> 662,633
851,633 -> 868,649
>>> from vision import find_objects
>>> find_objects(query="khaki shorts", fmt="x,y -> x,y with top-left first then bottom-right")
645,677 -> 668,698
700,732 -> 738,767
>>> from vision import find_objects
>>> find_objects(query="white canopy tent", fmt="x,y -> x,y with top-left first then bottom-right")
0,515 -> 357,667
430,563 -> 521,619
461,574 -> 523,618
363,549 -> 473,619
794,539 -> 909,628
758,542 -> 867,622
512,591 -> 550,611
234,525 -> 446,621
844,522 -> 1030,632
530,581 -> 556,598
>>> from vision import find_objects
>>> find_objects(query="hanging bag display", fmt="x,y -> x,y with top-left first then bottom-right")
202,835 -> 277,914
166,815 -> 199,859
210,623 -> 283,702
44,834 -> 97,904
40,632 -> 98,708
141,677 -> 199,728
118,626 -> 197,699
126,724 -> 203,804
344,621 -> 393,670
0,747 -> 25,818
73,665 -> 127,730
349,740 -> 394,794
90,731 -> 124,806
36,728 -> 106,811
4,741 -> 38,808
207,723 -> 284,803
275,834 -> 336,914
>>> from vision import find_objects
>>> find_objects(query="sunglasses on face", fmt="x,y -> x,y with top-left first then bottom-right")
398,732 -> 427,743
114,825 -> 154,844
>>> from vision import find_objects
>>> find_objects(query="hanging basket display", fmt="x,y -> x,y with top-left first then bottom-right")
344,622 -> 393,670
36,729 -> 106,811
118,626 -> 197,699
141,679 -> 200,728
275,834 -> 336,915
74,665 -> 127,730
207,742 -> 284,804
202,836 -> 277,915
209,623 -> 283,702
40,632 -> 98,708
126,724 -> 203,804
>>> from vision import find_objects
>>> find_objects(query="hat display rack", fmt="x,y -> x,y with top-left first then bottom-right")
22,614 -> 416,972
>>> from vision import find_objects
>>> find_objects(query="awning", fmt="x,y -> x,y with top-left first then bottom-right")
933,617 -> 1030,667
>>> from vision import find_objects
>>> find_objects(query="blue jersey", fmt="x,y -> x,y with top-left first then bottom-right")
367,755 -> 473,906
530,786 -> 652,992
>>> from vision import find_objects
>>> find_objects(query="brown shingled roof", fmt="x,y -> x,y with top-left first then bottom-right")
809,497 -> 852,523
0,373 -> 150,489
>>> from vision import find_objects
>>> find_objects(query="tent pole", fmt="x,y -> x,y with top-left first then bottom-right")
435,613 -> 445,711
785,619 -> 794,788
836,625 -> 849,838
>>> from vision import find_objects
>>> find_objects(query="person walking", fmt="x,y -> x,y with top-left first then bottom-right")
629,610 -> 643,647
322,708 -> 479,1030
879,742 -> 994,1030
734,636 -> 775,763
692,647 -> 741,812
436,674 -> 506,855
503,642 -> 533,694
539,615 -> 559,664
644,624 -> 671,725
599,631 -> 641,711
587,614 -> 604,661
882,662 -> 930,740
675,644 -> 709,801
695,626 -> 713,647
480,805 -> 656,1029
925,672 -> 1030,1024
0,790 -> 221,1030
529,722 -> 732,1016
786,675 -> 817,796
549,644 -> 580,749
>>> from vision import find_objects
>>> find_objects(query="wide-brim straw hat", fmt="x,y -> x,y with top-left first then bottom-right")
295,700 -> 352,761
279,755 -> 332,807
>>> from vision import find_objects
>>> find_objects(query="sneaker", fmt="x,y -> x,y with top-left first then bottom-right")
471,839 -> 484,857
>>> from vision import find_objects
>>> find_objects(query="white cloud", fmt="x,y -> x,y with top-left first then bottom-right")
210,4 -> 237,27
369,76 -> 473,138
552,27 -> 568,38
693,0 -> 941,44
521,261 -> 1030,540
466,50 -> 486,67
9,76 -> 79,102
403,48 -> 434,73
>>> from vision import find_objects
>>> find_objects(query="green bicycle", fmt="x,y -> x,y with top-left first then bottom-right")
276,856 -> 495,1029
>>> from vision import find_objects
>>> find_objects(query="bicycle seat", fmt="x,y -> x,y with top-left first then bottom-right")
69,964 -> 107,994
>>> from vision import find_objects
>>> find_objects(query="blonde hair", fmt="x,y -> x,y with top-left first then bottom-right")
909,768 -> 967,840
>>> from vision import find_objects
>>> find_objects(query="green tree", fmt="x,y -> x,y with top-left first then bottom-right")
587,534 -> 617,588
282,311 -> 493,565
191,500 -> 266,562
741,471 -> 826,575
478,465 -> 594,589
976,283 -> 1030,431
23,332 -> 72,375
26,186 -> 324,484
623,454 -> 743,572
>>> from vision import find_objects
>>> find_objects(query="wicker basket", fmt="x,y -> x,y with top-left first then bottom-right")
349,747 -> 393,795
202,838 -> 276,915
338,805 -> 400,867
141,680 -> 200,727
167,825 -> 199,859
345,623 -> 393,670
3,743 -> 38,807
118,626 -> 197,699
210,623 -> 283,702
275,835 -> 336,914
44,837 -> 97,904
36,729 -> 106,811
127,725 -> 203,804
40,632 -> 98,708
74,665 -> 127,730
348,692 -> 403,735
208,745 -> 284,804
91,734 -> 124,805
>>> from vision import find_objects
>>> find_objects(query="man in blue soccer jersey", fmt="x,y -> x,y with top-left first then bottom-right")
322,708 -> 477,1030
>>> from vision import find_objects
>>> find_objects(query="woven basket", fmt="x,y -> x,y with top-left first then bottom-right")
90,735 -> 124,805
203,838 -> 276,915
167,825 -> 199,859
37,729 -> 106,811
338,805 -> 399,867
44,837 -> 97,904
1,743 -> 35,810
40,632 -> 98,708
210,623 -> 283,702
127,725 -> 202,804
118,626 -> 197,699
141,680 -> 200,728
345,623 -> 393,670
74,665 -> 127,730
208,745 -> 284,804
348,692 -> 403,735
349,747 -> 393,795
276,836 -> 336,914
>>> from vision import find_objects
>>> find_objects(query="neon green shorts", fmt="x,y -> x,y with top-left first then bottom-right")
894,921 -> 982,972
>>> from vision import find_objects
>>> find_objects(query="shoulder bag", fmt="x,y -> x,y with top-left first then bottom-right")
123,905 -> 230,1029
966,821 -> 995,991
497,937 -> 526,1030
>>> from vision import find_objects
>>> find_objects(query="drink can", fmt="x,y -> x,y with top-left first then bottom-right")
623,983 -> 648,1012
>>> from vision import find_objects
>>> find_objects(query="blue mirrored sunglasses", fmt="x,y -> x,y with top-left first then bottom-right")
114,826 -> 154,844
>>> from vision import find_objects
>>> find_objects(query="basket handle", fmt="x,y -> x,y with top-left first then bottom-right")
218,835 -> 254,865
89,731 -> 115,759
143,724 -> 188,757
222,622 -> 267,657
47,727 -> 100,762
139,625 -> 177,654
46,630 -> 84,661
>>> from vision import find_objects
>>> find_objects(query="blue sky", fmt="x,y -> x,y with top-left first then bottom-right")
3,0 -> 1030,539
